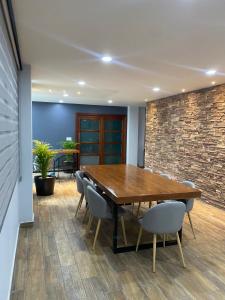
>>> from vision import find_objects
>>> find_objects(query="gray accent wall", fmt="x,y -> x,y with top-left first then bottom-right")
32,102 -> 127,148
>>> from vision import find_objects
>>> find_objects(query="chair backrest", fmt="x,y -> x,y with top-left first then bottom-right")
182,180 -> 195,212
82,177 -> 96,204
87,186 -> 111,219
160,173 -> 171,180
75,171 -> 84,194
142,202 -> 186,234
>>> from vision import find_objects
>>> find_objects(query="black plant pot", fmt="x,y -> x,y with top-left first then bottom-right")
34,175 -> 56,196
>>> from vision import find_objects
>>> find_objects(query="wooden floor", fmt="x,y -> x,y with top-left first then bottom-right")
11,179 -> 225,300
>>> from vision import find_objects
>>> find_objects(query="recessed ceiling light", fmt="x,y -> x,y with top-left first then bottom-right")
78,81 -> 86,86
49,89 -> 52,93
102,56 -> 112,63
182,89 -> 186,93
211,81 -> 216,85
59,100 -> 64,103
63,92 -> 69,97
152,87 -> 160,92
206,69 -> 217,76
77,91 -> 81,95
108,100 -> 113,104
144,98 -> 148,102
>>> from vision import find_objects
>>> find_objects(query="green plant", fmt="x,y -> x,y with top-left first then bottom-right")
61,140 -> 79,150
33,140 -> 56,179
60,140 -> 79,161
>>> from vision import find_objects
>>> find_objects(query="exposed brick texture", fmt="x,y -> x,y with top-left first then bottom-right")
145,84 -> 225,208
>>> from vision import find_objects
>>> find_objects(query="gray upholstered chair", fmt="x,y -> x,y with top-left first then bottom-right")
136,202 -> 186,272
181,180 -> 196,239
144,167 -> 153,173
160,173 -> 171,180
86,185 -> 127,250
161,180 -> 196,239
75,171 -> 85,217
82,177 -> 97,222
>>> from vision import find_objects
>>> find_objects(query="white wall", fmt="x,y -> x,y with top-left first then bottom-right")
126,106 -> 139,165
0,183 -> 20,300
0,64 -> 33,300
18,65 -> 33,224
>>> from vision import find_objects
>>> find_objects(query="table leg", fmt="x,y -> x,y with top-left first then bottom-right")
112,202 -> 118,253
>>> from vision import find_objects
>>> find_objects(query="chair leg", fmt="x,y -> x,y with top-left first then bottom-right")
163,234 -> 166,248
187,212 -> 196,239
153,234 -> 157,273
149,201 -> 152,208
136,202 -> 141,217
75,194 -> 84,217
93,219 -> 102,250
136,227 -> 143,252
87,214 -> 94,233
83,206 -> 89,223
176,232 -> 186,268
120,216 -> 128,245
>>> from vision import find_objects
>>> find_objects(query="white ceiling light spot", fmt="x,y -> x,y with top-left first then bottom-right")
59,100 -> 64,103
182,89 -> 186,93
108,99 -> 113,104
206,69 -> 217,76
63,92 -> 69,97
211,81 -> 216,85
102,56 -> 112,63
77,91 -> 81,95
144,98 -> 148,102
49,89 -> 52,93
152,87 -> 160,92
78,81 -> 86,86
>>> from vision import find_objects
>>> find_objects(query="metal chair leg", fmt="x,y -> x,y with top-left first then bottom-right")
120,216 -> 127,245
136,227 -> 143,252
75,194 -> 84,217
93,219 -> 102,250
187,212 -> 196,239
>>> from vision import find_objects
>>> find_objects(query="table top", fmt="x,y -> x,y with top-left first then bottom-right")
81,164 -> 201,204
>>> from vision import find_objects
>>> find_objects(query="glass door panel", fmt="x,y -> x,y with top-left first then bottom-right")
77,114 -> 126,165
104,120 -> 122,131
104,144 -> 122,155
80,132 -> 99,143
104,156 -> 121,164
104,132 -> 122,143
80,144 -> 99,154
80,119 -> 99,130
80,156 -> 100,165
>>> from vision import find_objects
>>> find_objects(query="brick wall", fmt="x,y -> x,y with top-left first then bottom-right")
145,84 -> 225,208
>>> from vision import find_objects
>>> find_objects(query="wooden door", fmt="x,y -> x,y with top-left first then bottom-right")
76,114 -> 126,165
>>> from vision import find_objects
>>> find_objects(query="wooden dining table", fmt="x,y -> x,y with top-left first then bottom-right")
81,164 -> 201,253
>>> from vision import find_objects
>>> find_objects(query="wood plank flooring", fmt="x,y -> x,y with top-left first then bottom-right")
11,179 -> 225,300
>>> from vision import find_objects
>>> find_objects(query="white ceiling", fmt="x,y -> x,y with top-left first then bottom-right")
13,0 -> 225,106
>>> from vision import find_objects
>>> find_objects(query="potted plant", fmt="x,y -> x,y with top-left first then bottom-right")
60,140 -> 79,173
33,140 -> 56,196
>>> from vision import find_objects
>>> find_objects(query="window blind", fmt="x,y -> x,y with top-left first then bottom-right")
0,6 -> 19,231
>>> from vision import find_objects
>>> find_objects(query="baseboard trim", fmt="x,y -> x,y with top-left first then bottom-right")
20,221 -> 34,228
